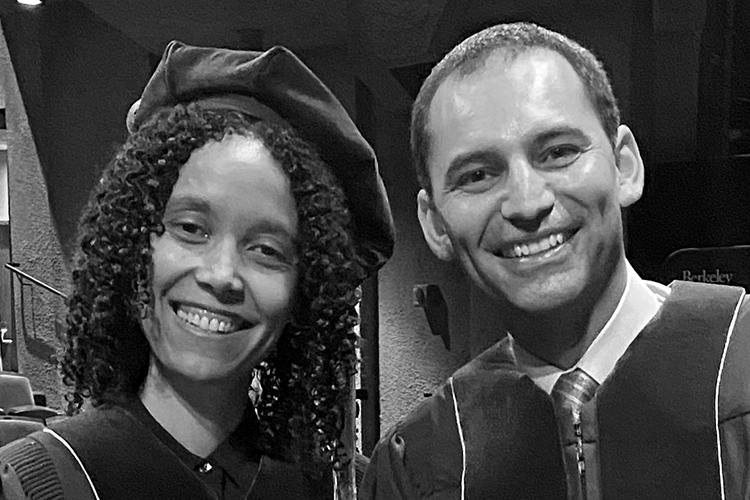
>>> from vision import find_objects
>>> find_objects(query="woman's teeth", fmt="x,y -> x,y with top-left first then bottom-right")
176,308 -> 237,333
507,232 -> 566,258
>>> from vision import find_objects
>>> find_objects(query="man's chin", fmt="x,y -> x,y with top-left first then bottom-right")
499,282 -> 588,315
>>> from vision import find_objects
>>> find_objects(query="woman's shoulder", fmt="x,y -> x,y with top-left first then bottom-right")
49,403 -> 134,438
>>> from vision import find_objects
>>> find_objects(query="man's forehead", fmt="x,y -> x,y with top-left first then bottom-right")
427,48 -> 590,132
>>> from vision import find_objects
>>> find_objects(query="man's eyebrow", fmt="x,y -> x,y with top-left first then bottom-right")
531,126 -> 589,146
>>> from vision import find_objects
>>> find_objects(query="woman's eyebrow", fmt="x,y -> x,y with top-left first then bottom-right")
248,219 -> 297,239
164,194 -> 211,213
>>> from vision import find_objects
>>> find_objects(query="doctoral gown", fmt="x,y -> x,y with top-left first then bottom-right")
0,399 -> 331,500
363,281 -> 750,500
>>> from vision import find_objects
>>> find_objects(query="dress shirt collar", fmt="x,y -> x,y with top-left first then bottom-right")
510,262 -> 670,394
123,397 -> 262,493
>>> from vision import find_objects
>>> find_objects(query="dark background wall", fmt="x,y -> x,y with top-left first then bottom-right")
2,0 -> 151,261
0,0 -> 747,447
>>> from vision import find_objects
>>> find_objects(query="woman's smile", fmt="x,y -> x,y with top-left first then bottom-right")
171,301 -> 254,335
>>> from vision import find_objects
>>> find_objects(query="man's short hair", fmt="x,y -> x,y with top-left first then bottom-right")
411,22 -> 621,192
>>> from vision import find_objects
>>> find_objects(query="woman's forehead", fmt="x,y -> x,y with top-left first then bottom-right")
167,134 -> 295,227
179,134 -> 279,181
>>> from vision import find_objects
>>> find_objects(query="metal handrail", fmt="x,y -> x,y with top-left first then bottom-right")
5,263 -> 66,298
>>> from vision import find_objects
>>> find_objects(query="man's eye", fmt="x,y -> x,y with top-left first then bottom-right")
457,169 -> 488,186
541,145 -> 581,167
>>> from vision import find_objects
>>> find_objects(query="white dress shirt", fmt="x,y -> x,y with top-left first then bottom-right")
509,261 -> 671,394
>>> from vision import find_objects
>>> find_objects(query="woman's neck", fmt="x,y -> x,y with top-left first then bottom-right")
140,360 -> 250,458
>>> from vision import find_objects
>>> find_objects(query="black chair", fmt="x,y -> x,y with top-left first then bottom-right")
0,371 -> 60,422
0,372 -> 64,450
662,245 -> 750,292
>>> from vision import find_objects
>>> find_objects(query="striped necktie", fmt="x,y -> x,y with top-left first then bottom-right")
552,368 -> 599,500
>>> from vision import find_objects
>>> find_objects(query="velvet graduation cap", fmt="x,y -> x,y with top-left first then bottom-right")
127,40 -> 394,274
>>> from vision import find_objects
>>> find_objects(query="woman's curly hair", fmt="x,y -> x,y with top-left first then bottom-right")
61,104 -> 366,468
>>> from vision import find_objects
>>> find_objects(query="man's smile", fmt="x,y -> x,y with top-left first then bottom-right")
497,229 -> 576,259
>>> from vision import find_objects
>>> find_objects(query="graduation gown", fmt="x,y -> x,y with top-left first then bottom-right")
362,281 -> 750,500
0,401 -> 331,500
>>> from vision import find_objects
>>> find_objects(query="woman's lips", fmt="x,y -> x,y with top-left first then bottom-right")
171,302 -> 253,334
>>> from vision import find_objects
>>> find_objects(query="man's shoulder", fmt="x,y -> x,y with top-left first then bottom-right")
453,336 -> 516,380
393,337 -> 520,434
363,338 -> 551,500
389,378 -> 459,444
364,381 -> 464,499
373,337 -> 523,469
666,279 -> 745,302
658,280 -> 746,332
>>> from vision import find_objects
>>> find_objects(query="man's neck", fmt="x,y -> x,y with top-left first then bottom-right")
507,261 -> 629,370
140,360 -> 250,458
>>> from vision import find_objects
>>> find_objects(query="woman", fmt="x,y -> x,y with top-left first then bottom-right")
0,42 -> 393,500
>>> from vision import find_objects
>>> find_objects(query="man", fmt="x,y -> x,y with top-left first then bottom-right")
362,22 -> 750,500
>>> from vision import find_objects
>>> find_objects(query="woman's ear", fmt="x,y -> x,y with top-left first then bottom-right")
417,189 -> 454,261
614,124 -> 645,208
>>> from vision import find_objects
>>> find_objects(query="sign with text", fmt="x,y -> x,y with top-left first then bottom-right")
662,246 -> 750,292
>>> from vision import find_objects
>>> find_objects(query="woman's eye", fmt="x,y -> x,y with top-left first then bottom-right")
179,222 -> 204,235
257,245 -> 280,257
167,220 -> 208,242
248,243 -> 293,267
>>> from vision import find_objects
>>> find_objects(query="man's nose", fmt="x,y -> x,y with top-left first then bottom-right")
195,238 -> 244,301
499,156 -> 554,228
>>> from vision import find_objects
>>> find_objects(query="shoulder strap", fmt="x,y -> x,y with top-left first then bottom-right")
452,367 -> 567,499
32,429 -> 99,500
0,429 -> 97,500
597,281 -> 745,500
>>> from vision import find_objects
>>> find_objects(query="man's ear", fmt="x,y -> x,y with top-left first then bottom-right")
417,189 -> 454,261
614,124 -> 645,208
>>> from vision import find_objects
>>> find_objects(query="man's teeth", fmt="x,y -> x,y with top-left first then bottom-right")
176,308 -> 236,333
510,233 -> 565,258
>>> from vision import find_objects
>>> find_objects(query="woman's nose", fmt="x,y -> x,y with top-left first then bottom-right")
194,238 -> 244,301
